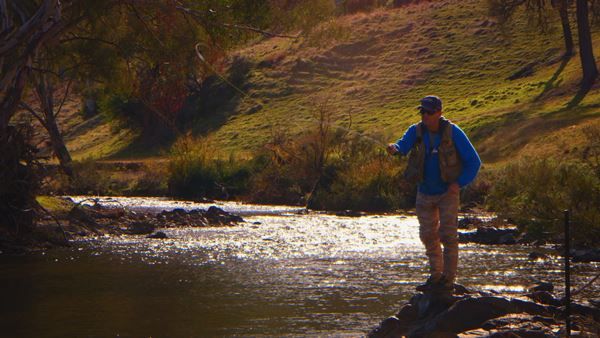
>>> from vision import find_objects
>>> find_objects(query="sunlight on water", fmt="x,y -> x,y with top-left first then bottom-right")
69,195 -> 306,215
99,213 -> 424,265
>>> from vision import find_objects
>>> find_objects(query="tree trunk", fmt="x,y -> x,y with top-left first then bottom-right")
576,0 -> 598,89
558,0 -> 574,58
0,126 -> 36,235
37,77 -> 73,177
45,112 -> 73,176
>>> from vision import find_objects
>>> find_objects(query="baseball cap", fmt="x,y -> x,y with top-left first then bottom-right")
417,95 -> 442,113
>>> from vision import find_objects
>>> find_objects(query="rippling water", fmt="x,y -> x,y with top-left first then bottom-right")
1,197 -> 597,337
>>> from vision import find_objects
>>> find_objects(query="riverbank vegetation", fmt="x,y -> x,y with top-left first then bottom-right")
3,0 -> 600,247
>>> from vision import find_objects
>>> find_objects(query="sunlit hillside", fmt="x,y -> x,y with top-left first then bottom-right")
63,0 -> 600,165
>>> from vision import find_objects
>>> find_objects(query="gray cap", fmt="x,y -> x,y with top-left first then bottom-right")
418,95 -> 442,113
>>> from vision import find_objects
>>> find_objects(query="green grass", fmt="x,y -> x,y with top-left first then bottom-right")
36,196 -> 74,214
59,0 -> 600,167
179,0 -> 599,165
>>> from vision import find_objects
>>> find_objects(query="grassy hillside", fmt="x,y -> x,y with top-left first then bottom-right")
59,0 -> 600,166
193,0 -> 600,164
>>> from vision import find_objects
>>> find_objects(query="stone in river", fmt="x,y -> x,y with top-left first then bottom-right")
147,231 -> 168,239
528,282 -> 554,293
127,221 -> 156,234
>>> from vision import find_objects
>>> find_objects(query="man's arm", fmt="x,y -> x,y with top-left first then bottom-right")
387,125 -> 417,156
452,125 -> 481,187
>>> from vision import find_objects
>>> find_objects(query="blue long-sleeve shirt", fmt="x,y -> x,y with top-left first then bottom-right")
393,123 -> 481,195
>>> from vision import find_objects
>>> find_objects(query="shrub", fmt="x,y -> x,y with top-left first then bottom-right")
487,159 -> 600,246
246,99 -> 414,211
167,135 -> 253,199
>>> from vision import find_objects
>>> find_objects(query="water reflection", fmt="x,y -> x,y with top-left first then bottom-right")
1,197 -> 598,336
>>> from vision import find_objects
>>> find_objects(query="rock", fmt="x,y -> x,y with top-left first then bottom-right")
531,315 -> 556,325
526,291 -> 562,306
572,248 -> 600,262
458,216 -> 484,229
368,316 -> 403,337
68,206 -> 97,225
453,283 -> 471,295
459,226 -> 519,245
481,317 -> 521,330
147,231 -> 168,239
488,329 -> 553,338
127,221 -> 155,235
570,303 -> 600,321
409,292 -> 462,319
498,233 -> 516,244
205,206 -> 244,225
368,287 -> 571,337
335,210 -> 366,217
528,282 -> 554,293
528,252 -> 549,260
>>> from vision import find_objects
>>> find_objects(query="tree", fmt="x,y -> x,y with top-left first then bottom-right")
0,0 -> 302,238
489,0 -> 598,89
576,0 -> 598,89
20,67 -> 75,177
0,0 -> 67,234
556,0 -> 574,57
489,0 -> 574,58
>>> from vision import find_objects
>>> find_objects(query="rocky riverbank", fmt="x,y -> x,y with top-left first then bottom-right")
458,216 -> 600,263
0,197 -> 245,254
368,282 -> 600,337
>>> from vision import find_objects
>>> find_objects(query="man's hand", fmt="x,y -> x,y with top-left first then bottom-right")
387,143 -> 398,155
448,182 -> 460,195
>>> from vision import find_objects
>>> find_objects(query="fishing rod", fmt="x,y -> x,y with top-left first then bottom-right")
193,43 -> 388,149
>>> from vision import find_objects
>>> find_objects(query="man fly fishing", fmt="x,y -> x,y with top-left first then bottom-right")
387,95 -> 481,292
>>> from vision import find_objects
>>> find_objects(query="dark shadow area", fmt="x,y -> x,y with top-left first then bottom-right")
534,56 -> 570,102
185,56 -> 254,137
567,79 -> 596,108
109,57 -> 254,159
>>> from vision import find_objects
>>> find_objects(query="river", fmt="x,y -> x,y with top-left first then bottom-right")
1,197 -> 597,337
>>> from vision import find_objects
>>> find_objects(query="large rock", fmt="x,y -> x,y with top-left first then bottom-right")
205,206 -> 244,225
146,231 -> 168,239
528,281 -> 554,293
572,248 -> 600,262
367,287 -> 573,337
459,226 -> 519,245
127,221 -> 155,234
156,207 -> 244,227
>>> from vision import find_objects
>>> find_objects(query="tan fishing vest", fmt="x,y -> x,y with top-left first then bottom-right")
404,118 -> 462,183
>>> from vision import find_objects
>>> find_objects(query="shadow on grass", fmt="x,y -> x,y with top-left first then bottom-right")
534,56 -> 570,102
566,80 -> 595,109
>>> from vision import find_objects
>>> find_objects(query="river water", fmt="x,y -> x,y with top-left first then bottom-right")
1,197 -> 597,337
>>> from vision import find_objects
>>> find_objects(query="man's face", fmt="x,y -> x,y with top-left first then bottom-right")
421,109 -> 442,129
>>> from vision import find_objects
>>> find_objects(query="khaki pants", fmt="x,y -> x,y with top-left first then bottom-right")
415,190 -> 460,282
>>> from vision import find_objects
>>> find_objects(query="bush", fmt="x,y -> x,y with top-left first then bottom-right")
246,99 -> 414,211
167,135 -> 253,199
487,159 -> 600,246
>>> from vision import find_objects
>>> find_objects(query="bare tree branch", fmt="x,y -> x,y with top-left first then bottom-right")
19,101 -> 47,129
54,77 -> 73,119
175,3 -> 300,39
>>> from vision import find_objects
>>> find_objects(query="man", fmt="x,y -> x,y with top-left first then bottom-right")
387,95 -> 481,292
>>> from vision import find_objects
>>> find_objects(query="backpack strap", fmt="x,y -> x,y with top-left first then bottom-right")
415,122 -> 423,144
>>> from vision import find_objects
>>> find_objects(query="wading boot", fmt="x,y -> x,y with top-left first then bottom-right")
416,274 -> 442,292
437,275 -> 455,292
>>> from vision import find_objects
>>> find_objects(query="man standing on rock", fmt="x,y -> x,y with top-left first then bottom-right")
387,95 -> 481,291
